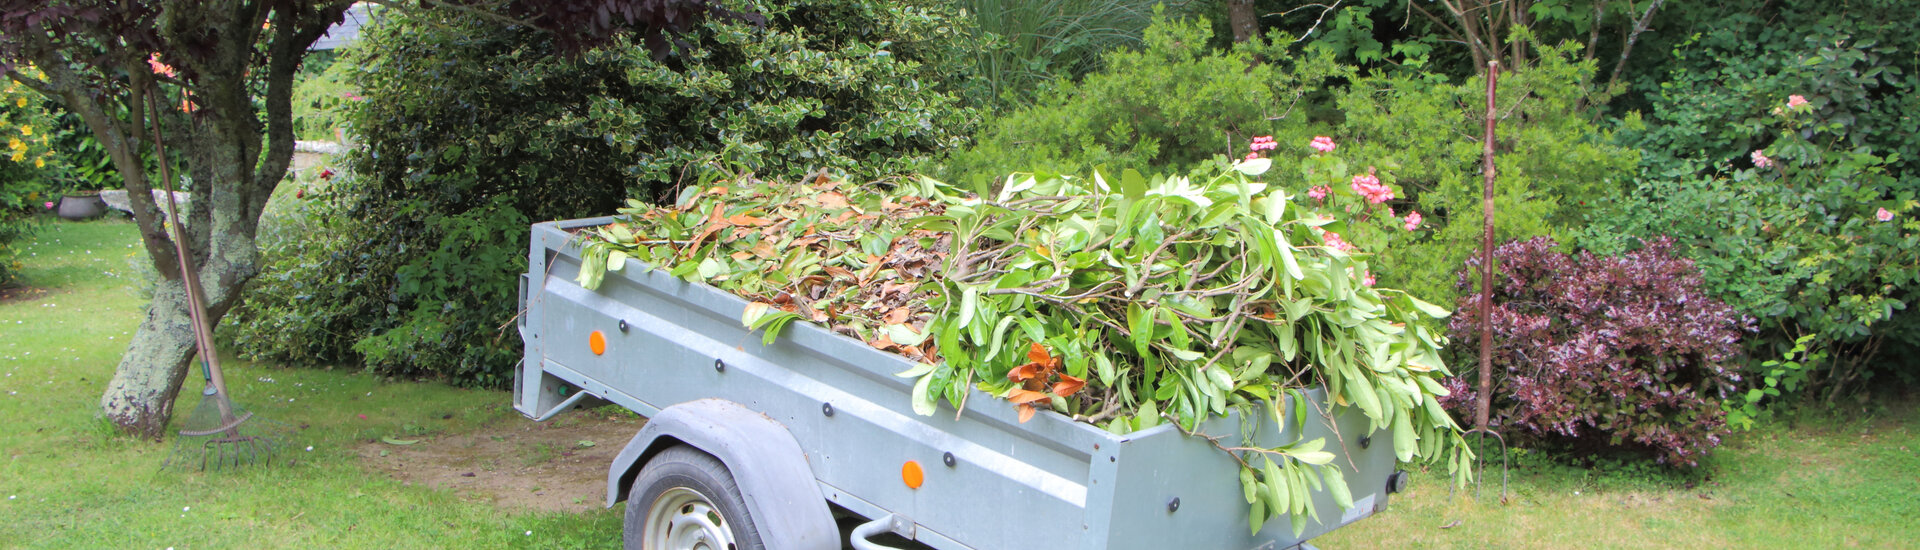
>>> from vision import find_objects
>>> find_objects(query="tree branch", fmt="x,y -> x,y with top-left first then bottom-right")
1606,0 -> 1665,91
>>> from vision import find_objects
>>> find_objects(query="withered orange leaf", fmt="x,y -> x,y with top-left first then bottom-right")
1052,375 -> 1086,398
1017,404 -> 1036,423
824,265 -> 857,281
1006,363 -> 1043,383
1026,343 -> 1059,368
1007,388 -> 1050,404
869,333 -> 898,351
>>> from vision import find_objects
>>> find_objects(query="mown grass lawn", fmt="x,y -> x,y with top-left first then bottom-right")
1,219 -> 621,549
3,219 -> 1916,549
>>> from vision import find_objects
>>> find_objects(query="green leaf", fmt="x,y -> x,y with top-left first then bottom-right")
1121,169 -> 1148,201
1392,409 -> 1417,462
1404,295 -> 1452,318
1276,232 -> 1303,280
896,362 -> 937,378
884,324 -> 927,346
1324,465 -> 1353,511
1234,157 -> 1272,176
1240,467 -> 1259,504
607,249 -> 629,272
1127,303 -> 1152,358
957,286 -> 979,330
1293,450 -> 1335,466
911,373 -> 937,416
741,302 -> 770,328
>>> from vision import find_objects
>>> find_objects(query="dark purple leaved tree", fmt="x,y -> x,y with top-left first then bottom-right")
0,0 -> 735,439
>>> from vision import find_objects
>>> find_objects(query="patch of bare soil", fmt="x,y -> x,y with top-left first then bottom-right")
0,284 -> 49,304
357,411 -> 647,513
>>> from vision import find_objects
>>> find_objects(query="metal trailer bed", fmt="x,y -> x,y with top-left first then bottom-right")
515,218 -> 1408,550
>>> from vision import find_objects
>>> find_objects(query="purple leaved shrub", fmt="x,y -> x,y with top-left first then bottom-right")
1444,237 -> 1754,467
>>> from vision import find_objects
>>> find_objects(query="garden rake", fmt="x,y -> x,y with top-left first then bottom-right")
149,92 -> 284,471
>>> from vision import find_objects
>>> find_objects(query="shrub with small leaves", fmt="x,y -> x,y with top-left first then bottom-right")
1444,237 -> 1752,467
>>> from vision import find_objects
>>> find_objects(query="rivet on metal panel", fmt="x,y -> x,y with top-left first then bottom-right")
1167,497 -> 1180,513
713,359 -> 726,372
822,402 -> 834,417
942,452 -> 956,468
617,319 -> 629,333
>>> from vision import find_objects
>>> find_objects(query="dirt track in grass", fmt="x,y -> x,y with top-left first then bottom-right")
357,409 -> 647,513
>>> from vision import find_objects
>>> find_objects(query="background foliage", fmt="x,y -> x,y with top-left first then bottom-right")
231,0 -> 982,386
1,74 -> 56,286
1576,0 -> 1920,404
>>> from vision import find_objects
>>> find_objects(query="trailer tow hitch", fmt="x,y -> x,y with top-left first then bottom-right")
850,513 -> 916,550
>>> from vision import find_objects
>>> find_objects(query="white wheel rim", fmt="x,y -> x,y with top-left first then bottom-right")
643,487 -> 736,550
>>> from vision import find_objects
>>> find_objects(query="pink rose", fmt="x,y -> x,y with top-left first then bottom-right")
1404,211 -> 1423,231
1244,151 -> 1260,161
1787,95 -> 1808,108
1250,136 -> 1277,152
1877,208 -> 1895,222
1321,230 -> 1354,252
1309,136 -> 1336,153
1307,185 -> 1329,200
1362,270 -> 1376,287
1350,173 -> 1393,204
1751,150 -> 1774,169
44,201 -> 54,210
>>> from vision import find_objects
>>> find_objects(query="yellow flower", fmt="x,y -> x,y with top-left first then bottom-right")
34,158 -> 44,168
19,126 -> 30,136
7,138 -> 23,150
13,98 -> 24,107
9,151 -> 23,162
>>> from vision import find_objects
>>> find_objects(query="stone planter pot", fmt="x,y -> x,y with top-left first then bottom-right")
57,194 -> 106,220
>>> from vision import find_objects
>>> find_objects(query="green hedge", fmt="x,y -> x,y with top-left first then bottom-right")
230,0 -> 981,386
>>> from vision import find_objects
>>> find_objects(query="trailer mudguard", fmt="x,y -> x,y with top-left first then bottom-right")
607,398 -> 838,550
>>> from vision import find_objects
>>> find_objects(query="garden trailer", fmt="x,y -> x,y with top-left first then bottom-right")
516,217 -> 1411,549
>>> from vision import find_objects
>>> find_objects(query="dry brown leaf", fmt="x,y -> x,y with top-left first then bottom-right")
1017,404 -> 1036,423
726,213 -> 774,227
883,307 -> 911,325
816,191 -> 850,209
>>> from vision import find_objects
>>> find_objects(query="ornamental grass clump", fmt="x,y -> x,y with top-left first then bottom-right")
577,140 -> 1471,533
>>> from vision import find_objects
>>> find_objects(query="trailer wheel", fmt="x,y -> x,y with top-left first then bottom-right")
625,445 -> 765,550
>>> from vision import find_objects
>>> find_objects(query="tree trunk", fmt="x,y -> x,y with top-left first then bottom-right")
99,283 -> 199,439
1228,0 -> 1259,43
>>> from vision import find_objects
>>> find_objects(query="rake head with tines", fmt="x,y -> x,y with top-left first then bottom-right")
164,363 -> 287,471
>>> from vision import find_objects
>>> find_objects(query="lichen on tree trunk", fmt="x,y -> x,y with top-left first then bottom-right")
100,283 -> 199,440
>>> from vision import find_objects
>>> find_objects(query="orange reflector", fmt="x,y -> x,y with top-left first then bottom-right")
589,330 -> 607,355
902,460 -> 924,490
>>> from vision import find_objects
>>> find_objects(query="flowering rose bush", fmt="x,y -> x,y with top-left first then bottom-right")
1589,58 -> 1920,405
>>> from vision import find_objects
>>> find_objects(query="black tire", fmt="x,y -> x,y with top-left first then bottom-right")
624,445 -> 765,550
